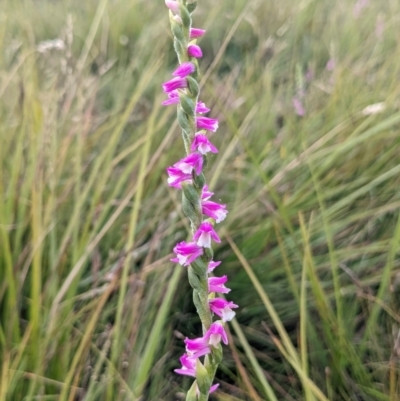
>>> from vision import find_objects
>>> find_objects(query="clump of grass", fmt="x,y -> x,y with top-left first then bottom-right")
1,0 -> 399,400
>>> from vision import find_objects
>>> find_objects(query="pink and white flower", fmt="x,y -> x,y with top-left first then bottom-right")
173,62 -> 196,78
191,134 -> 218,155
193,222 -> 221,248
197,116 -> 219,132
208,276 -> 230,294
185,337 -> 211,358
202,200 -> 227,223
166,166 -> 192,188
162,77 -> 187,93
174,354 -> 197,377
172,241 -> 203,266
205,321 -> 228,346
174,153 -> 203,175
209,298 -> 238,322
188,44 -> 203,58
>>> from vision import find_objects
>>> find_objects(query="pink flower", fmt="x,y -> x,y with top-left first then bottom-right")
162,77 -> 187,93
326,59 -> 336,71
166,166 -> 192,188
191,134 -> 218,155
201,185 -> 214,201
197,116 -> 218,132
173,62 -> 196,78
353,0 -> 368,18
188,44 -> 203,58
202,200 -> 227,223
292,96 -> 305,117
174,354 -> 197,377
172,241 -> 204,266
193,222 -> 221,248
208,260 -> 221,272
185,337 -> 211,358
162,90 -> 179,106
208,276 -> 230,294
174,153 -> 203,175
196,102 -> 210,114
209,298 -> 238,322
205,321 -> 228,346
165,0 -> 180,13
190,28 -> 206,39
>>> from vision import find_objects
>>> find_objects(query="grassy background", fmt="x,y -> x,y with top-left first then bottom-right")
1,0 -> 400,400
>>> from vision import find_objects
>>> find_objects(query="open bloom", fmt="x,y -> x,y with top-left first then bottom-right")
162,77 -> 187,93
191,134 -> 218,155
197,116 -> 219,132
174,354 -> 197,377
185,337 -> 211,358
166,166 -> 192,188
190,28 -> 206,39
193,222 -> 221,248
173,62 -> 196,78
174,153 -> 203,175
208,276 -> 230,294
202,200 -> 227,223
188,44 -> 203,58
205,321 -> 228,346
172,241 -> 203,266
162,90 -> 179,106
209,298 -> 238,322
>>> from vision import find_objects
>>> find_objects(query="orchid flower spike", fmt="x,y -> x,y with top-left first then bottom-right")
163,0 -> 238,394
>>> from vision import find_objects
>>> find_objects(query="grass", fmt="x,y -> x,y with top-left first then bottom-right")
1,0 -> 400,399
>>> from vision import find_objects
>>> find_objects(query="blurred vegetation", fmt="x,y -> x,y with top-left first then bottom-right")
1,0 -> 400,400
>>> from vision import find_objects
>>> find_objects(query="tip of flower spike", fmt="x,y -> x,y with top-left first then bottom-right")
165,0 -> 180,13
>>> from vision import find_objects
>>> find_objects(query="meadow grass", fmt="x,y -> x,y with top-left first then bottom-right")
1,0 -> 400,400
